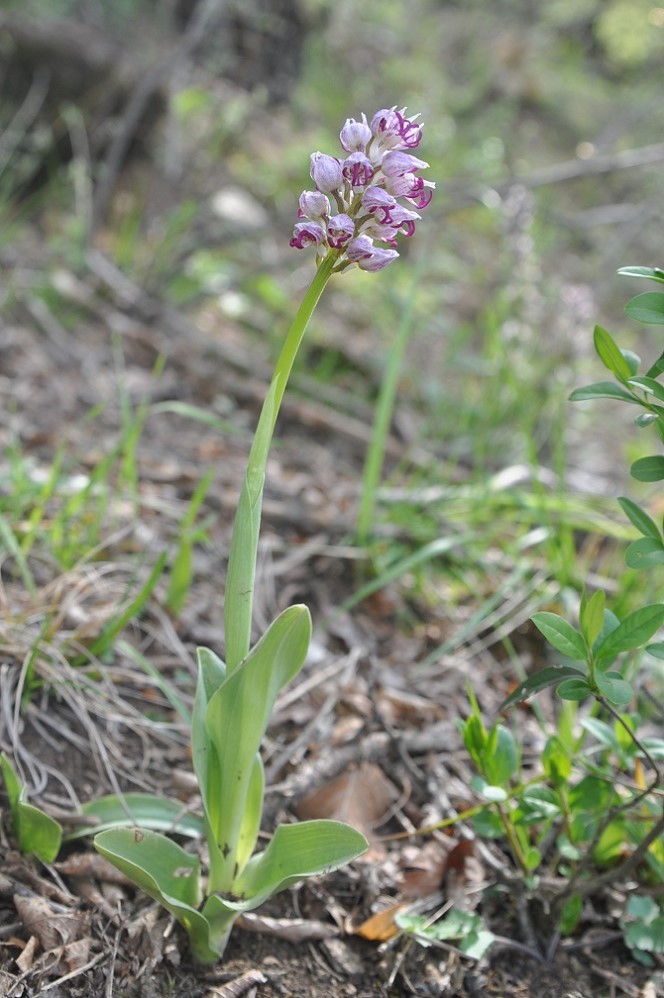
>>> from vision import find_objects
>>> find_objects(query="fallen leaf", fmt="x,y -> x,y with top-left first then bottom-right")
295,762 -> 399,836
15,934 -> 38,973
237,912 -> 338,943
352,903 -> 406,942
13,895 -> 79,951
206,970 -> 267,997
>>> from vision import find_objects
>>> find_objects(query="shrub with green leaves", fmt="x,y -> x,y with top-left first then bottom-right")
461,267 -> 664,946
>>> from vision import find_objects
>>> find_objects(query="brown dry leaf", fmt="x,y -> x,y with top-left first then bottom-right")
375,685 -> 444,727
15,934 -> 38,973
13,895 -> 79,951
295,762 -> 399,835
60,936 -> 93,973
237,912 -> 338,943
206,970 -> 267,997
55,851 -> 132,883
398,840 -> 452,899
352,903 -> 407,942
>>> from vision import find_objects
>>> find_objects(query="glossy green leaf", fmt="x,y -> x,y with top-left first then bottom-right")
194,604 -> 312,892
595,604 -> 664,661
594,671 -> 633,705
631,456 -> 664,482
569,381 -> 638,404
499,665 -> 586,710
628,376 -> 664,404
618,266 -> 664,284
470,776 -> 508,802
618,497 -> 661,540
593,325 -> 632,380
0,753 -> 62,863
556,678 -> 592,701
579,589 -> 605,646
66,793 -> 205,840
625,292 -> 664,325
485,725 -> 519,786
94,827 -> 220,961
625,537 -> 664,569
531,613 -> 587,660
232,820 -> 367,908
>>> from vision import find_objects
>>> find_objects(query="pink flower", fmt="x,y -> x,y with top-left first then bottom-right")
291,106 -> 432,271
370,107 -> 423,149
347,235 -> 399,271
289,220 -> 326,249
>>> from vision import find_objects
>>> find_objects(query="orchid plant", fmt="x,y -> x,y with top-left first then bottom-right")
91,107 -> 434,962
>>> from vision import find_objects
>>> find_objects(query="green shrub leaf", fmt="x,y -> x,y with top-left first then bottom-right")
531,613 -> 587,659
625,292 -> 664,325
593,325 -> 632,379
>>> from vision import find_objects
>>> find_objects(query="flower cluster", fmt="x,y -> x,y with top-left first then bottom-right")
290,107 -> 434,272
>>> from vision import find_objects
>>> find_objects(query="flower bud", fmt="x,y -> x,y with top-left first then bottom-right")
339,114 -> 372,152
310,152 -> 343,193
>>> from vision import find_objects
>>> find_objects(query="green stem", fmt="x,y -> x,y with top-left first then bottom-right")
224,254 -> 337,672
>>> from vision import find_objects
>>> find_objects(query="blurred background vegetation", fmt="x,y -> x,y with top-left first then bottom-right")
2,0 -> 664,627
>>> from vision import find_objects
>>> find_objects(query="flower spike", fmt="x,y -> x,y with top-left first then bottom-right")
292,106 -> 434,272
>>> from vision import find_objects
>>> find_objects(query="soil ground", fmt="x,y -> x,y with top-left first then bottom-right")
1,280 -> 662,997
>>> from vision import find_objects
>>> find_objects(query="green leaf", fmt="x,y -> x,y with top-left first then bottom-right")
194,605 -> 312,893
470,776 -> 508,802
94,827 -> 221,962
499,666 -> 586,710
531,613 -> 587,660
542,735 -> 572,785
595,604 -> 664,661
66,793 -> 206,840
569,382 -> 638,404
593,325 -> 632,380
484,725 -> 519,786
232,820 -> 367,908
628,376 -> 664,405
646,349 -> 664,379
0,753 -> 62,863
580,589 -> 605,647
625,537 -> 664,569
581,717 -> 620,753
626,895 -> 660,922
594,671 -> 633,705
556,678 -> 592,701
559,894 -> 583,935
618,266 -> 664,284
625,292 -> 664,325
618,497 -> 661,540
631,456 -> 664,482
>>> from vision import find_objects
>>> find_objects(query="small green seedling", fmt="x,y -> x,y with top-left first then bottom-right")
396,908 -> 495,960
0,752 -> 62,863
620,895 -> 664,965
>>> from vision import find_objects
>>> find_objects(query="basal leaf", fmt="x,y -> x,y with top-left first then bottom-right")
68,793 -> 205,840
199,604 -> 312,892
499,665 -> 586,710
625,292 -> 664,325
593,325 -> 632,380
0,753 -> 62,862
595,604 -> 664,661
232,819 -> 367,909
531,612 -> 587,660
